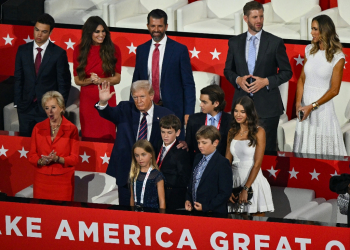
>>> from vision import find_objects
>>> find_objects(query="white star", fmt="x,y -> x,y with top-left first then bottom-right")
18,147 -> 29,158
189,47 -> 200,59
330,170 -> 339,177
49,37 -> 55,43
267,166 -> 278,178
100,153 -> 110,164
3,34 -> 14,45
294,54 -> 304,66
310,169 -> 320,180
80,151 -> 91,163
126,42 -> 137,54
289,168 -> 299,179
23,35 -> 33,43
0,145 -> 9,157
64,38 -> 75,50
210,48 -> 221,60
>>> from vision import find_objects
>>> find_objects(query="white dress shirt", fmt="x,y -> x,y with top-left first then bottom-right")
161,139 -> 177,158
147,35 -> 167,99
33,39 -> 50,62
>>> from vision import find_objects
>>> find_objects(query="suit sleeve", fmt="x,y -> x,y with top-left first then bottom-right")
224,39 -> 240,90
202,158 -> 233,212
63,126 -> 79,168
175,149 -> 192,188
267,39 -> 292,90
180,46 -> 196,115
95,102 -> 122,125
56,50 -> 71,105
14,47 -> 24,106
185,115 -> 195,163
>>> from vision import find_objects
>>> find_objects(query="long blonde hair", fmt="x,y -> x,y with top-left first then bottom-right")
129,140 -> 159,182
310,15 -> 343,62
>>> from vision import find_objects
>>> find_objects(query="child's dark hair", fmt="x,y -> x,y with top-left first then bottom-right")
36,13 -> 55,32
195,125 -> 221,143
200,85 -> 226,112
159,114 -> 181,131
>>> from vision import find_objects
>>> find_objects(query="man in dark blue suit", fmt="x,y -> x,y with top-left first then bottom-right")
132,9 -> 196,139
95,80 -> 173,206
14,14 -> 71,137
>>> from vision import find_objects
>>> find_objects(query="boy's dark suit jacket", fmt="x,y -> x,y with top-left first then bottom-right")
186,151 -> 232,214
185,112 -> 232,164
156,140 -> 192,210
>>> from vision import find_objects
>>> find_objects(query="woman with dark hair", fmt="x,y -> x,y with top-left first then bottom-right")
226,96 -> 274,215
73,16 -> 121,143
293,15 -> 346,156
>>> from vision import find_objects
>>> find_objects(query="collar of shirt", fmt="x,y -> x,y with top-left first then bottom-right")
162,139 -> 177,153
202,149 -> 216,162
34,39 -> 50,52
247,29 -> 262,42
140,103 -> 154,120
152,34 -> 167,46
206,112 -> 222,126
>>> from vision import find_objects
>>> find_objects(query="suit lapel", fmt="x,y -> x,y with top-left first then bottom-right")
27,42 -> 36,80
161,38 -> 175,87
132,104 -> 141,140
143,40 -> 152,78
37,41 -> 53,79
239,33 -> 250,76
198,151 -> 218,187
150,105 -> 161,144
254,30 -> 269,74
160,140 -> 178,169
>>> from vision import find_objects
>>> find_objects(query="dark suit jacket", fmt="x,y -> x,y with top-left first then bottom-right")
14,41 -> 71,113
28,116 -> 79,174
132,37 -> 196,139
96,101 -> 173,187
156,139 -> 192,210
185,112 -> 232,164
186,151 -> 232,214
224,30 -> 292,118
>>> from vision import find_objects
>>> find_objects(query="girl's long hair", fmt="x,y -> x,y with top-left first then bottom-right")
77,16 -> 117,80
228,96 -> 259,147
129,140 -> 159,182
310,15 -> 343,62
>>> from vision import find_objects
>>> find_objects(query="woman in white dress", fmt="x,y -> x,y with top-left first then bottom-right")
293,15 -> 346,156
226,96 -> 274,216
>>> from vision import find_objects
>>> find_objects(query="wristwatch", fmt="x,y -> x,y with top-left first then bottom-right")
243,185 -> 250,191
312,102 -> 319,111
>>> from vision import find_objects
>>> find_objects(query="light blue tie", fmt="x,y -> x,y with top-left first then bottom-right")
247,36 -> 257,96
210,117 -> 215,126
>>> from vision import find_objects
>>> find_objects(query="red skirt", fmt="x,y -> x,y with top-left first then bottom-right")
33,169 -> 75,201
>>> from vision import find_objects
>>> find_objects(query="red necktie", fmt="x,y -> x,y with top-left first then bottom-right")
152,44 -> 160,103
35,47 -> 43,75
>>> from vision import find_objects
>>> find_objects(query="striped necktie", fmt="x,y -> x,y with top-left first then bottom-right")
138,112 -> 148,140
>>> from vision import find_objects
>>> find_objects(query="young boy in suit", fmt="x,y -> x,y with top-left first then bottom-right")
185,125 -> 232,214
186,85 -> 232,164
156,114 -> 192,210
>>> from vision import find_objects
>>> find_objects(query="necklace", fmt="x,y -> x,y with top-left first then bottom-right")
240,130 -> 248,137
51,121 -> 61,135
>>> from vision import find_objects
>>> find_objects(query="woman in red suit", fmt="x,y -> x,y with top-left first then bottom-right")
73,16 -> 121,143
28,91 -> 79,201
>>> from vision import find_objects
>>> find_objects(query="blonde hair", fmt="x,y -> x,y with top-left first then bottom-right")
130,80 -> 155,96
129,140 -> 159,182
310,15 -> 343,62
41,91 -> 65,114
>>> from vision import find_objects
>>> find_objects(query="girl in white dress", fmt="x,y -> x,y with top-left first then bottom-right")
293,15 -> 347,156
226,96 -> 274,216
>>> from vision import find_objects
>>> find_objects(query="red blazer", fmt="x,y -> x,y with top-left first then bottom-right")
28,116 -> 79,175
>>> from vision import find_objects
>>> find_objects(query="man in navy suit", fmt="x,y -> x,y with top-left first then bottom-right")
14,14 -> 71,137
132,9 -> 196,139
95,80 -> 173,206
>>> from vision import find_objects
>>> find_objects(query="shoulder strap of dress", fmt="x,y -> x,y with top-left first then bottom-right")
257,126 -> 260,128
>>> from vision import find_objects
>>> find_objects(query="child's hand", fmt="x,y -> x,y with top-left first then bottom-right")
185,200 -> 192,211
177,141 -> 188,151
229,193 -> 236,203
194,202 -> 202,211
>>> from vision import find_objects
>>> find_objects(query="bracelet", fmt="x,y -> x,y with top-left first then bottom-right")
56,156 -> 60,163
243,185 -> 250,191
38,159 -> 43,166
312,102 -> 319,111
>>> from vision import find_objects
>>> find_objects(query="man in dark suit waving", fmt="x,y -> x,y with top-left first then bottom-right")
14,14 -> 71,137
132,9 -> 196,140
224,1 -> 292,153
96,80 -> 173,206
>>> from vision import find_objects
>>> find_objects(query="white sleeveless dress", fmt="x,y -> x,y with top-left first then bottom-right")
228,139 -> 274,213
293,44 -> 346,156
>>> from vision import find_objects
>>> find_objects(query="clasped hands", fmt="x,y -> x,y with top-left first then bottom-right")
38,150 -> 58,166
229,189 -> 248,204
296,103 -> 313,122
90,72 -> 102,85
237,75 -> 268,94
185,200 -> 202,211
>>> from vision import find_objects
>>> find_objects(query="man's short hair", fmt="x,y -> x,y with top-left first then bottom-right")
160,114 -> 181,131
36,13 -> 55,32
196,125 -> 221,143
147,9 -> 168,25
243,1 -> 264,16
131,80 -> 155,96
200,85 -> 226,112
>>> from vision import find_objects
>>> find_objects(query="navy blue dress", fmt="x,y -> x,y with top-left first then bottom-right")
133,169 -> 164,209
